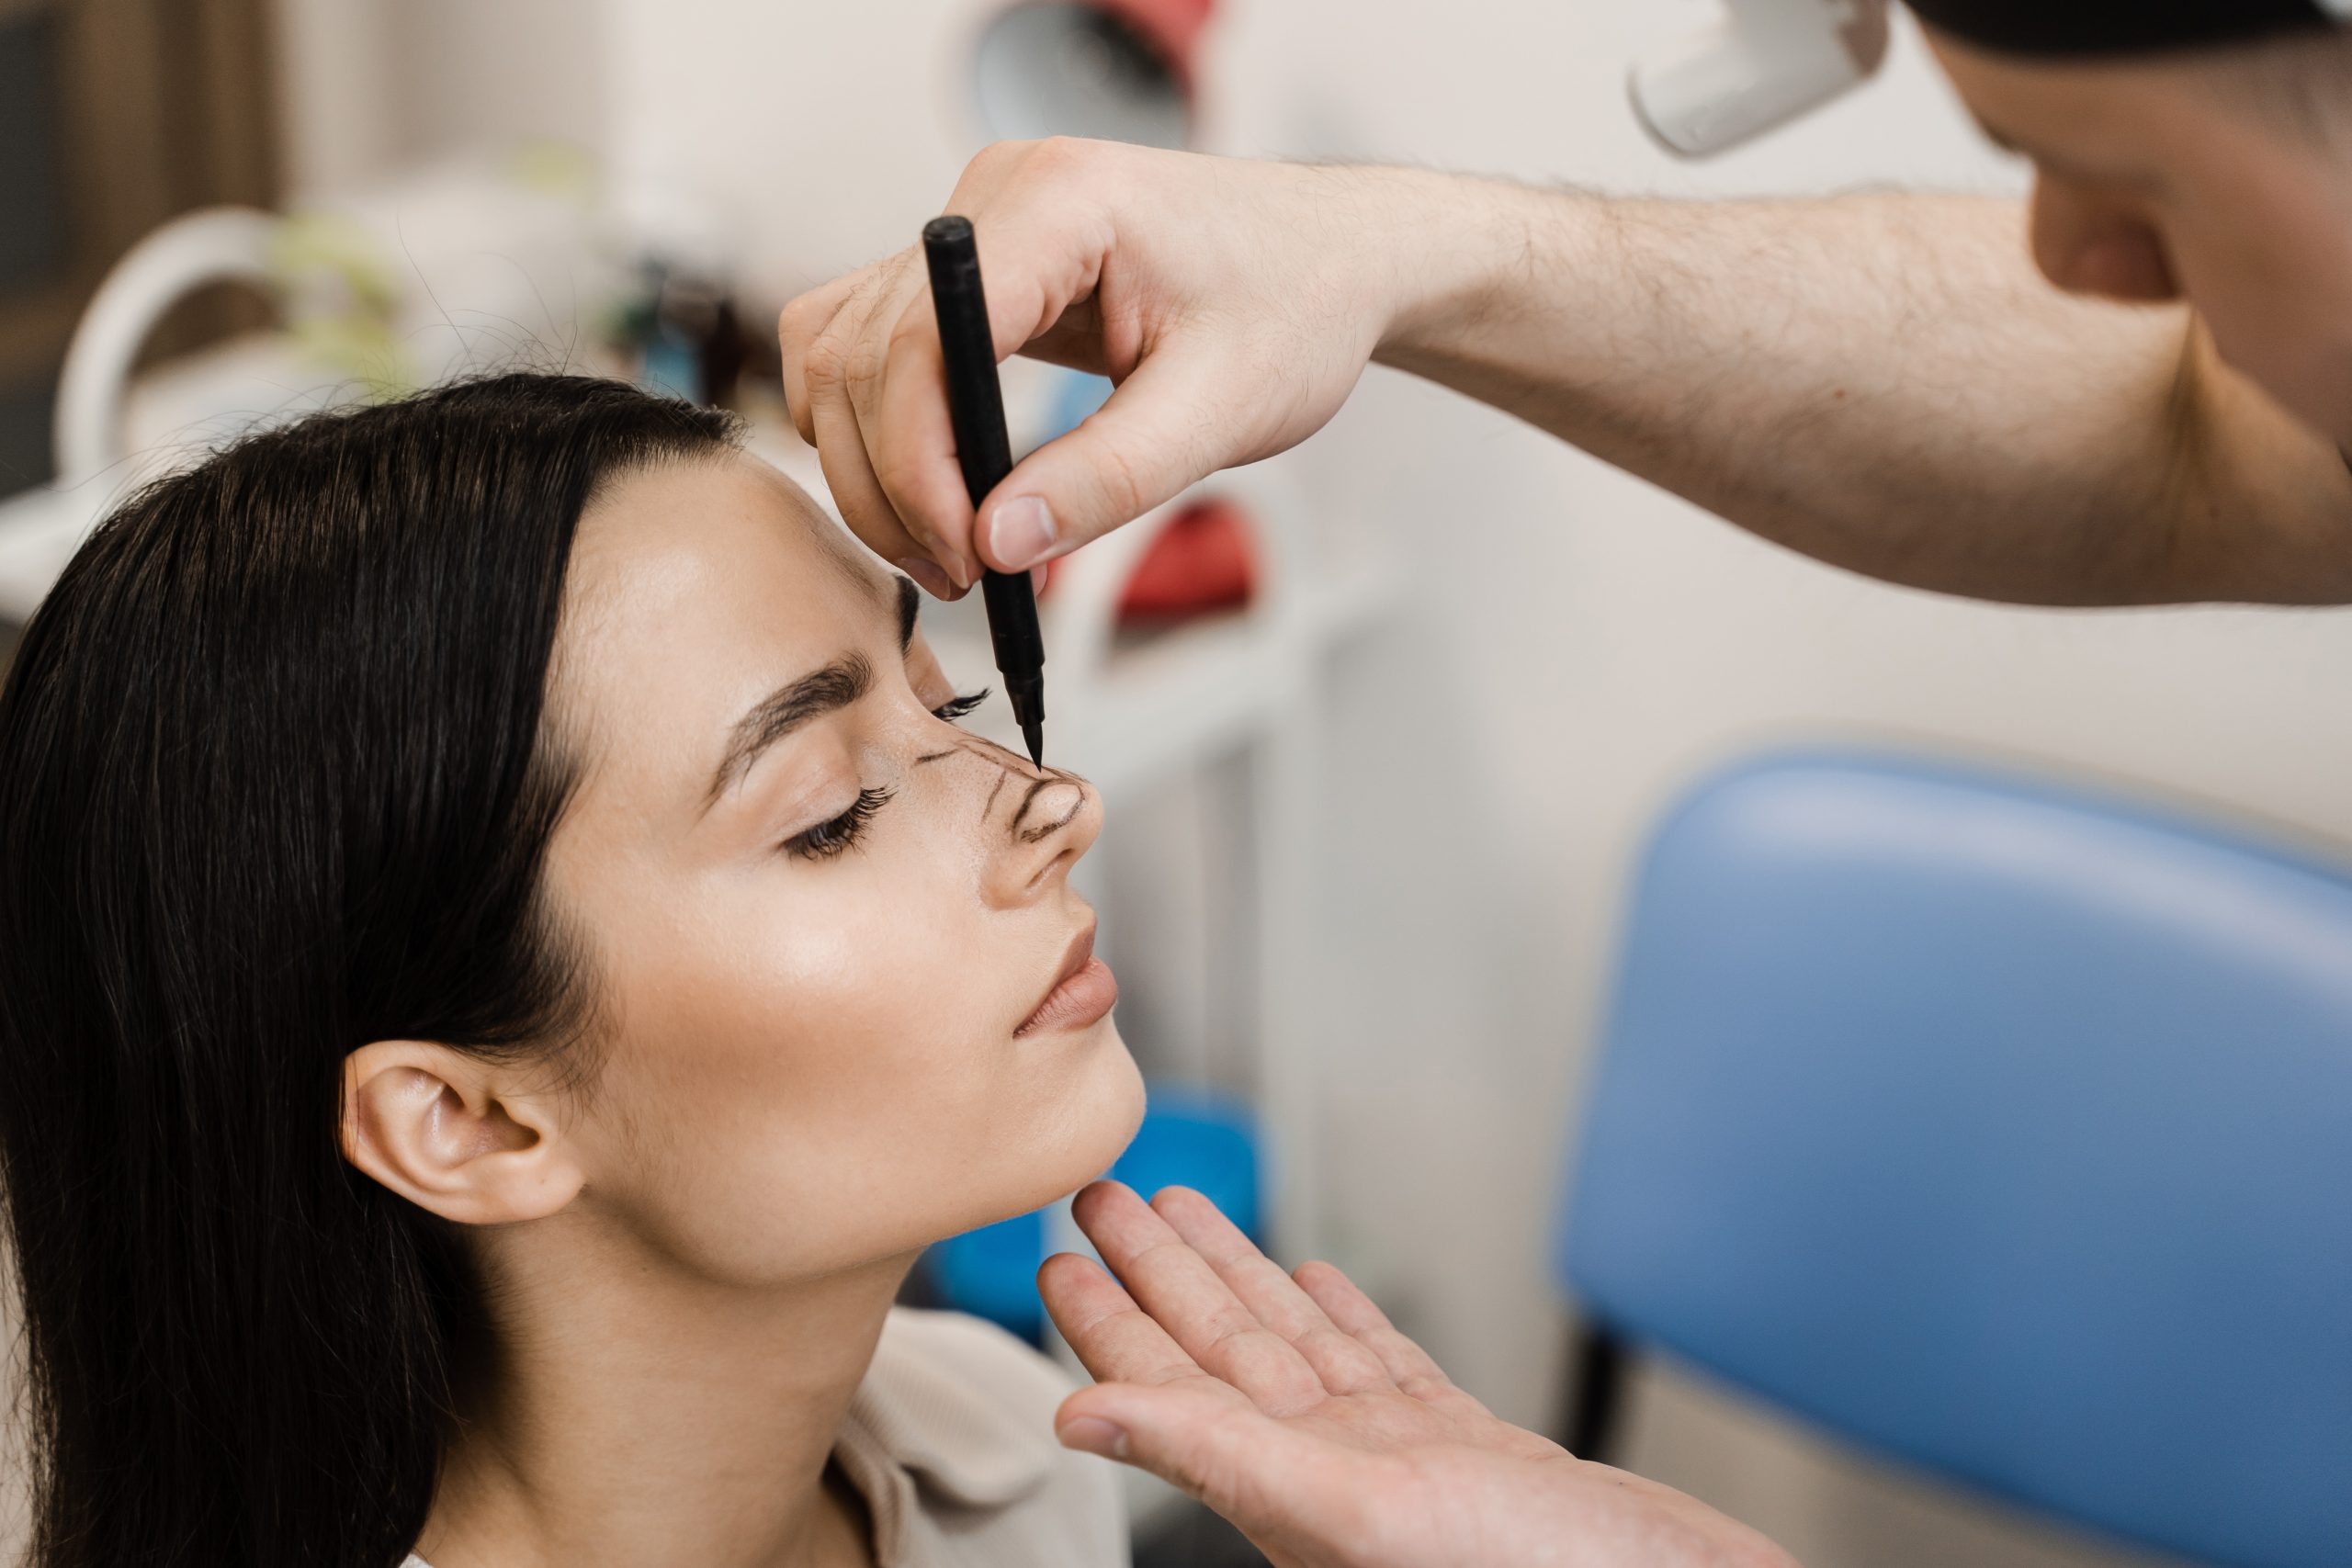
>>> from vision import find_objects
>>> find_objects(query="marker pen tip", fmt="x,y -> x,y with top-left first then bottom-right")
1023,717 -> 1045,769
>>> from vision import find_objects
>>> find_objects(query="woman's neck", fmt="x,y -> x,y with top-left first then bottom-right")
416,1213 -> 915,1568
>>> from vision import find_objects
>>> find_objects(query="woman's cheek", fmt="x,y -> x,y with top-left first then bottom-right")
772,889 -> 989,1056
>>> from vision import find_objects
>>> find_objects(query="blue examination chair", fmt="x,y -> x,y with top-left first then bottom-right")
1555,749 -> 2352,1568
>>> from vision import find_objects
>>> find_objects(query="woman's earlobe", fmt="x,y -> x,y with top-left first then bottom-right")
339,1041 -> 585,1225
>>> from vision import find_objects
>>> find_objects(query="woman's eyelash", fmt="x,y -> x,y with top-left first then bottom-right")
785,785 -> 895,861
780,689 -> 984,861
931,688 -> 989,722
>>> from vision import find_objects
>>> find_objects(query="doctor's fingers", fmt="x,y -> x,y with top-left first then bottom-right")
775,135 -> 1044,437
1070,1181 -> 1331,1416
1039,1251 -> 1238,1401
860,185 -> 1134,581
785,260 -> 964,590
1148,1186 -> 1395,1398
807,381 -> 948,594
1293,1258 -> 1487,1416
778,262 -> 874,446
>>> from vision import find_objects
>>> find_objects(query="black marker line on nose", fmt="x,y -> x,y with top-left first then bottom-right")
1012,774 -> 1083,843
910,730 -> 1077,837
1019,798 -> 1083,844
1012,776 -> 1055,828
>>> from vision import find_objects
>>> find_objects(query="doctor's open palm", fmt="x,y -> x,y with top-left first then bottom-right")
1041,1183 -> 1797,1568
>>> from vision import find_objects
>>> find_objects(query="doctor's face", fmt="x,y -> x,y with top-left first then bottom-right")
1931,28 -> 2352,446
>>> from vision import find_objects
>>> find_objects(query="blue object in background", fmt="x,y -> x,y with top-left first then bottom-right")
1038,368 -> 1114,446
1556,749 -> 2352,1568
923,1199 -> 1057,1341
638,325 -> 701,404
928,1083 -> 1261,1341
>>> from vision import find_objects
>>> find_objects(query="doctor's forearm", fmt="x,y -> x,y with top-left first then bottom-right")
1373,175 -> 2352,605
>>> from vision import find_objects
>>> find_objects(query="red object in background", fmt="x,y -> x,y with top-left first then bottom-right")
1095,0 -> 1216,85
1046,497 -> 1255,623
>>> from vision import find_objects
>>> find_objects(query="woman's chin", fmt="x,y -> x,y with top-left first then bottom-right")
1083,1023 -> 1148,1169
980,1022 -> 1148,1231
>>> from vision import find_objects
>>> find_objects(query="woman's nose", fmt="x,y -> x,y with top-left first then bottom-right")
982,762 -> 1102,907
916,729 -> 1105,904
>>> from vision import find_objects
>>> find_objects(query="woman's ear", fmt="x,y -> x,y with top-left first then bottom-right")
339,1041 -> 585,1224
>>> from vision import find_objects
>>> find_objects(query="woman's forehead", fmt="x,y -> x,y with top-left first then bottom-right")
553,457 -> 895,784
567,456 -> 888,642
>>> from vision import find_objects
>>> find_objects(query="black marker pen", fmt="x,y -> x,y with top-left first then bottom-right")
922,215 -> 1047,768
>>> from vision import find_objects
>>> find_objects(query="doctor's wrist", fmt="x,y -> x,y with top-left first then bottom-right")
1372,172 -> 1604,372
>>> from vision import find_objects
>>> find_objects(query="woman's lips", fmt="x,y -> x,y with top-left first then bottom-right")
1017,923 -> 1118,1036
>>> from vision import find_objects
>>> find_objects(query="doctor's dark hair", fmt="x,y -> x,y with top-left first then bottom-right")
0,374 -> 739,1568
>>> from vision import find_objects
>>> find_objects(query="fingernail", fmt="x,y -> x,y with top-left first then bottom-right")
989,494 -> 1058,571
896,557 -> 955,599
1057,1416 -> 1129,1459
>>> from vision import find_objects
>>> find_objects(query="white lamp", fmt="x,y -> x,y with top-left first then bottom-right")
1630,0 -> 1891,158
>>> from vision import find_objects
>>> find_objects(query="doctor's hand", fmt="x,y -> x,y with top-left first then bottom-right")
1039,1182 -> 1796,1568
776,141 -> 1440,596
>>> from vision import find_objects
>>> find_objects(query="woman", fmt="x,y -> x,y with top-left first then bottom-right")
0,375 -> 1147,1568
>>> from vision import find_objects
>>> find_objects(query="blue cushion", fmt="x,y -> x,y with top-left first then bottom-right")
1559,750 -> 2352,1568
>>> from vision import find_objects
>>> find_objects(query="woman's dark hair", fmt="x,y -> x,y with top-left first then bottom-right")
0,374 -> 739,1567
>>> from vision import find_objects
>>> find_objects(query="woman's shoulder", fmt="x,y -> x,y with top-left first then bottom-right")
845,1307 -> 1127,1562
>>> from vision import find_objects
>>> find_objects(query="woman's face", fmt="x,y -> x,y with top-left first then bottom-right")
541,454 -> 1143,1283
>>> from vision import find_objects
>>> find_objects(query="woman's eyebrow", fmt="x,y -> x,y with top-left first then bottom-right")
704,653 -> 873,808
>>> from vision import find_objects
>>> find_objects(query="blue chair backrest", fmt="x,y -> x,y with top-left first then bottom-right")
1558,750 -> 2352,1568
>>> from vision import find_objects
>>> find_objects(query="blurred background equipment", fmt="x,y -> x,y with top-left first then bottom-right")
969,0 -> 1212,148
0,152 -> 631,616
0,0 -> 276,499
1560,750 -> 2352,1568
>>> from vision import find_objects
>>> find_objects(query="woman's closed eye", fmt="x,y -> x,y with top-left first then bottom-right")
783,690 -> 989,860
785,786 -> 893,860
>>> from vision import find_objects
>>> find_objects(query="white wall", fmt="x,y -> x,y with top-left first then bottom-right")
273,0 -> 606,198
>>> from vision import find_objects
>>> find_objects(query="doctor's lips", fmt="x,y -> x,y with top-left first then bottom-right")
1017,921 -> 1117,1037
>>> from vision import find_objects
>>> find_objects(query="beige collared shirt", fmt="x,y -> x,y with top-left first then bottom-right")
406,1307 -> 1128,1568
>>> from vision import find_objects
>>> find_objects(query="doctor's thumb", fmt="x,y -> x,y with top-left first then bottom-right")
975,349 -> 1234,575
